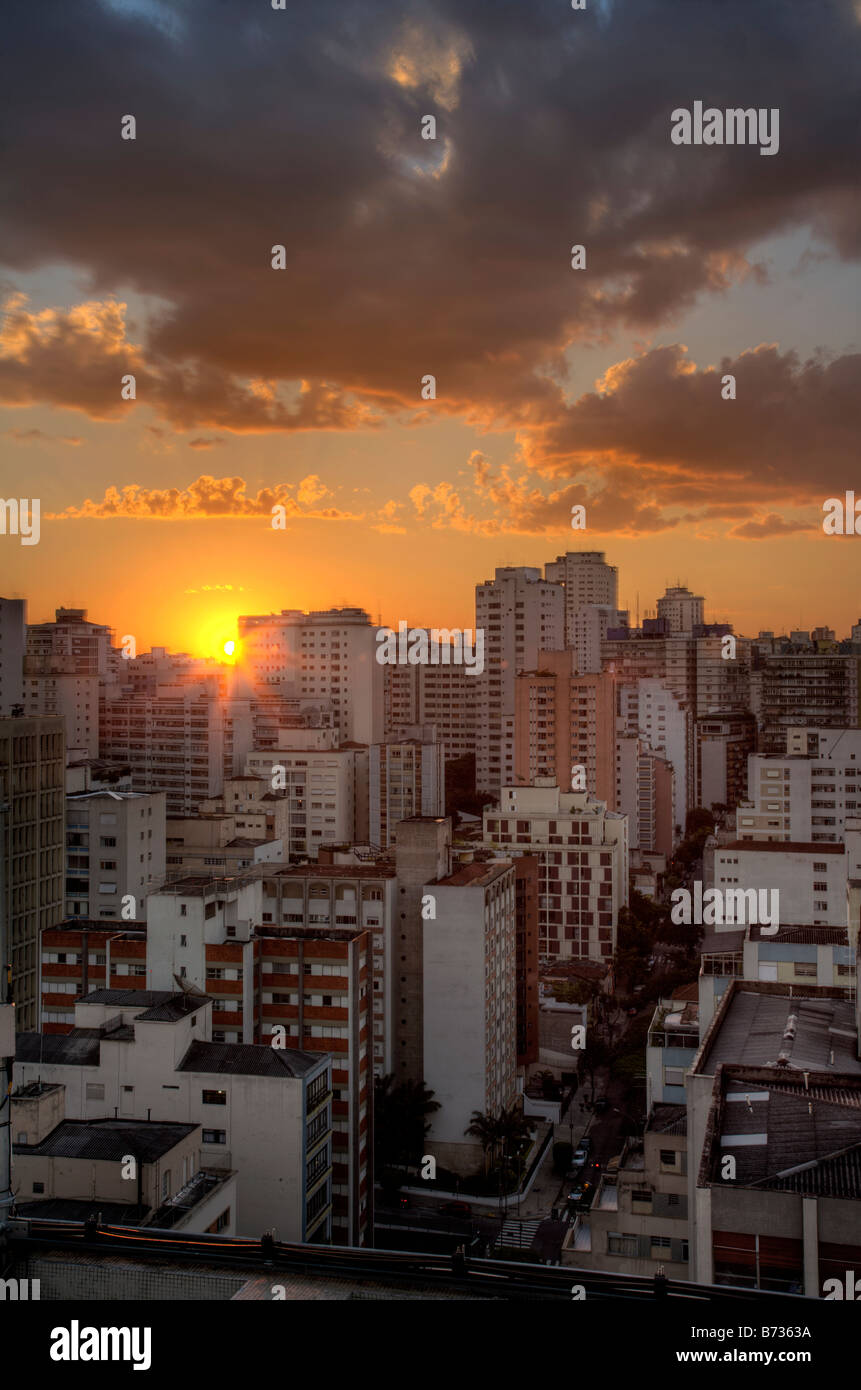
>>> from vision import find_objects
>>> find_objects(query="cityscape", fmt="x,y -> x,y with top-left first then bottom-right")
0,0 -> 859,1359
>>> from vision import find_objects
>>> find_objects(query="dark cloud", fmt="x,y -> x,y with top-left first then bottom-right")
2,0 -> 859,511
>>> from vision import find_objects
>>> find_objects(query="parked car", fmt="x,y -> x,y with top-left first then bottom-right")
439,1200 -> 472,1219
573,1136 -> 593,1165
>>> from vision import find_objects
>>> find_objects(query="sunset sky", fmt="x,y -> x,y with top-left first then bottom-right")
2,0 -> 860,657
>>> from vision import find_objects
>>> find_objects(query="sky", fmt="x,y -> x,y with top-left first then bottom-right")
1,0 -> 859,657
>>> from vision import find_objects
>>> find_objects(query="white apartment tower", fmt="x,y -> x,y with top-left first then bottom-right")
544,552 -> 618,648
657,586 -> 705,634
422,860 -> 518,1175
238,608 -> 384,746
475,568 -> 564,795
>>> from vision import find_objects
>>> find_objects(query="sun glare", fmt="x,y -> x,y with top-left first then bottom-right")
223,639 -> 236,658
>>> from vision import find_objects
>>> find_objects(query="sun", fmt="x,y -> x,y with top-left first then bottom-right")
223,639 -> 236,658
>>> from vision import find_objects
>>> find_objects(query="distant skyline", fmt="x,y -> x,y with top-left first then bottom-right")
2,0 -> 859,653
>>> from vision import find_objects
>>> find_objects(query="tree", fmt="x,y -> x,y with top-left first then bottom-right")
374,1074 -> 440,1170
465,1110 -> 500,1173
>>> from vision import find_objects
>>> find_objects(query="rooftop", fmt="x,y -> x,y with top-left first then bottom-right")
720,840 -> 844,855
14,1119 -> 198,1163
647,1104 -> 688,1137
701,1067 -> 861,1199
177,1039 -> 322,1079
79,989 -> 209,1021
434,862 -> 513,888
697,984 -> 861,1076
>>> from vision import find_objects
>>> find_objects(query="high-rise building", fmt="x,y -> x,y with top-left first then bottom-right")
392,817 -> 452,1081
65,789 -> 166,921
23,672 -> 100,758
0,715 -> 65,1029
0,598 -> 26,714
238,608 -> 384,746
736,727 -> 861,842
656,585 -> 704,634
483,783 -> 628,962
100,685 -> 252,815
26,608 -> 113,676
544,551 -> 618,647
369,728 -> 444,849
696,712 -> 757,813
750,653 -> 861,754
618,679 -> 693,832
514,651 -> 617,807
475,567 -> 564,795
422,859 -> 517,1175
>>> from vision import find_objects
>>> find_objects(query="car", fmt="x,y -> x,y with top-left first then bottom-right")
439,1200 -> 472,1219
566,1182 -> 594,1209
573,1137 -> 593,1164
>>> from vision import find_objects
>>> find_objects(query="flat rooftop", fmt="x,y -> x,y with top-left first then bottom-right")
434,862 -> 512,888
720,840 -> 844,855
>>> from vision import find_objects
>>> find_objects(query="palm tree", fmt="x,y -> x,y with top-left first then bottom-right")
374,1073 -> 439,1172
464,1110 -> 500,1174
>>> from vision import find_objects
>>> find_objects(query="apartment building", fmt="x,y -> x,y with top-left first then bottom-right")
566,1104 -> 690,1278
750,653 -> 861,754
737,727 -> 861,842
0,597 -> 26,714
514,855 -> 540,1068
713,838 -> 847,928
618,679 -> 692,832
696,712 -> 757,813
482,783 -> 628,963
0,715 -> 65,1030
65,789 -> 166,922
23,672 -> 99,759
514,652 -> 617,808
146,869 -> 377,1244
15,988 -> 333,1243
422,860 -> 518,1175
475,568 -> 564,795
26,608 -> 113,677
656,585 -> 704,635
12,1084 -> 236,1234
40,921 -> 148,1032
165,813 -> 282,879
245,732 -> 361,858
238,607 -> 384,746
698,923 -> 856,1035
616,734 -> 675,855
544,551 -> 618,649
391,817 -> 453,1082
369,728 -> 444,849
686,981 -> 861,1294
99,685 -> 254,815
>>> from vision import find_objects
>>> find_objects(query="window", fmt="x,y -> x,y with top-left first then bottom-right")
608,1233 -> 638,1257
86,1083 -> 105,1101
33,1182 -> 45,1194
180,904 -> 187,917
202,1129 -> 227,1145
659,1150 -> 678,1168
202,1089 -> 227,1105
664,1068 -> 685,1087
162,1170 -> 171,1199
